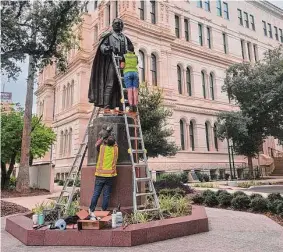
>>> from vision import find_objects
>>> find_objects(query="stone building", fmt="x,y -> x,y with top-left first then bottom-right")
35,0 -> 283,180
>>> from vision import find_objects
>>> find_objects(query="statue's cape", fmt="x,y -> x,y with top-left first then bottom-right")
88,32 -> 131,108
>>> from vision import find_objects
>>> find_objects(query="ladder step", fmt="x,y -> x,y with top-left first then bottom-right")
128,124 -> 140,128
136,192 -> 154,197
134,163 -> 147,167
55,203 -> 66,207
130,137 -> 142,140
132,149 -> 145,154
136,177 -> 151,182
136,208 -> 160,213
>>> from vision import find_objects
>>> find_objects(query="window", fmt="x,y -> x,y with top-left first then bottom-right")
253,44 -> 258,62
223,32 -> 227,54
204,0 -> 210,11
177,65 -> 182,94
94,0 -> 98,10
280,29 -> 283,42
62,85 -> 66,109
94,25 -> 98,42
244,12 -> 249,28
70,80 -> 74,106
207,27 -> 211,49
201,71 -> 206,98
213,124 -> 218,151
64,129 -> 68,156
139,1 -> 145,20
66,83 -> 70,108
238,9 -> 243,26
150,0 -> 156,24
151,54 -> 157,85
216,0 -> 222,17
209,73 -> 214,100
268,23 -> 272,38
68,128 -> 72,156
197,0 -> 202,8
198,23 -> 203,46
250,15 -> 255,30
241,39 -> 245,60
205,122 -> 210,151
223,2 -> 229,20
184,19 -> 189,41
107,3 -> 111,26
175,15 -> 180,38
60,131 -> 64,156
186,67 -> 192,96
247,42 -> 251,61
180,120 -> 185,150
139,50 -> 145,82
275,26 -> 279,41
189,121 -> 195,151
115,0 -> 118,18
262,21 -> 267,36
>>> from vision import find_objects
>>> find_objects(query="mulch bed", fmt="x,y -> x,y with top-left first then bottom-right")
1,188 -> 50,199
1,200 -> 30,217
265,213 -> 283,227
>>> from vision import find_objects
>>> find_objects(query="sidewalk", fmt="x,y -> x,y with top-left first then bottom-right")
1,184 -> 63,210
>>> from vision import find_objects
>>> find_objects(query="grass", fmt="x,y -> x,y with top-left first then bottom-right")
237,181 -> 265,188
192,182 -> 219,188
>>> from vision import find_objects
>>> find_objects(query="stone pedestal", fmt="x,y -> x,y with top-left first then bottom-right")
80,115 -> 143,211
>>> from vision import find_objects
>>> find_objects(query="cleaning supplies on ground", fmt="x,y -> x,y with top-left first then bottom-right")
112,209 -> 117,228
55,219 -> 67,230
116,205 -> 123,227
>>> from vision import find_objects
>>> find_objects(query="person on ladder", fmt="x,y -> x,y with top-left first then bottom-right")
89,135 -> 118,220
120,44 -> 139,113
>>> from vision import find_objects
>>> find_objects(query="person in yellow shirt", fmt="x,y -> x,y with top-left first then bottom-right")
89,135 -> 118,219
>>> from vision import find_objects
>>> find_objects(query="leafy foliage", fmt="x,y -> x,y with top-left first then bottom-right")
138,84 -> 179,158
249,193 -> 264,200
218,193 -> 233,207
191,193 -> 205,204
232,191 -> 246,198
204,194 -> 219,207
1,0 -> 84,79
267,193 -> 283,203
231,195 -> 251,210
250,197 -> 269,212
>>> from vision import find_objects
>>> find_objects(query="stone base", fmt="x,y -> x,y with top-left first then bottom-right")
80,165 -> 145,210
5,205 -> 209,246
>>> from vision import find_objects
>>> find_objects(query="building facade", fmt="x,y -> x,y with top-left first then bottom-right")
35,0 -> 283,179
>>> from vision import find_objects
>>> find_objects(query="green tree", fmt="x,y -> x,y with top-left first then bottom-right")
138,84 -> 179,158
1,0 -> 85,192
1,109 -> 56,189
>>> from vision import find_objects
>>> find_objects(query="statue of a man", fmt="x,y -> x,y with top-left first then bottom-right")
88,18 -> 133,110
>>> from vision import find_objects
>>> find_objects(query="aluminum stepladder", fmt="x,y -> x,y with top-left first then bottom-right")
55,107 -> 102,213
111,52 -> 163,218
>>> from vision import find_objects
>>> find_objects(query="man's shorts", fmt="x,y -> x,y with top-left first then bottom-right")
124,72 -> 139,88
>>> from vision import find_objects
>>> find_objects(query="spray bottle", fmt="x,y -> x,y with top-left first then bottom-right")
112,209 -> 117,228
116,204 -> 123,227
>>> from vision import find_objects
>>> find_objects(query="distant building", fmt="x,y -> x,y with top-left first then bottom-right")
35,0 -> 283,180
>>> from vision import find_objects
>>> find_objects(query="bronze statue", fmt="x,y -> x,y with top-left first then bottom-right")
88,18 -> 133,110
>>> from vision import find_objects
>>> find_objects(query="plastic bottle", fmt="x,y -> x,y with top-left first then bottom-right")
112,210 -> 117,228
116,205 -> 123,227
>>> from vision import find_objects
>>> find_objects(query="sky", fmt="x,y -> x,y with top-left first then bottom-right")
1,0 -> 283,111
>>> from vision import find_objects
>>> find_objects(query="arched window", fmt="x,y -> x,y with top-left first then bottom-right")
60,131 -> 64,156
64,129 -> 68,156
201,71 -> 206,99
67,83 -> 70,108
69,128 -> 72,156
139,50 -> 145,82
177,65 -> 182,94
186,67 -> 192,96
209,72 -> 215,100
214,123 -> 218,151
189,121 -> 195,151
70,80 -> 74,106
62,86 -> 66,110
180,120 -> 185,150
205,122 -> 210,151
151,54 -> 157,86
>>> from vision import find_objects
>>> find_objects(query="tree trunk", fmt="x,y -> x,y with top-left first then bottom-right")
248,156 -> 253,177
3,154 -> 17,189
1,161 -> 7,190
16,55 -> 35,192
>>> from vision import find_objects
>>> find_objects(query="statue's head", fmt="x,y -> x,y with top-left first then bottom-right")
112,18 -> 124,32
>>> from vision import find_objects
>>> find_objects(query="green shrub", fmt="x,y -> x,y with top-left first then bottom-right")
203,174 -> 210,182
268,199 -> 283,214
154,178 -> 194,195
231,195 -> 251,210
195,172 -> 204,182
191,193 -> 205,204
54,179 -> 59,183
204,194 -> 219,207
67,180 -> 74,187
250,197 -> 269,212
267,193 -> 283,203
159,194 -> 192,218
276,201 -> 283,217
210,174 -> 217,180
159,188 -> 186,197
224,173 -> 230,180
58,180 -> 64,186
203,189 -> 216,197
180,172 -> 189,183
216,190 -> 230,196
249,193 -> 263,200
233,191 -> 246,198
218,193 -> 233,207
237,181 -> 264,188
193,182 -> 218,188
74,179 -> 81,187
158,173 -> 181,183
